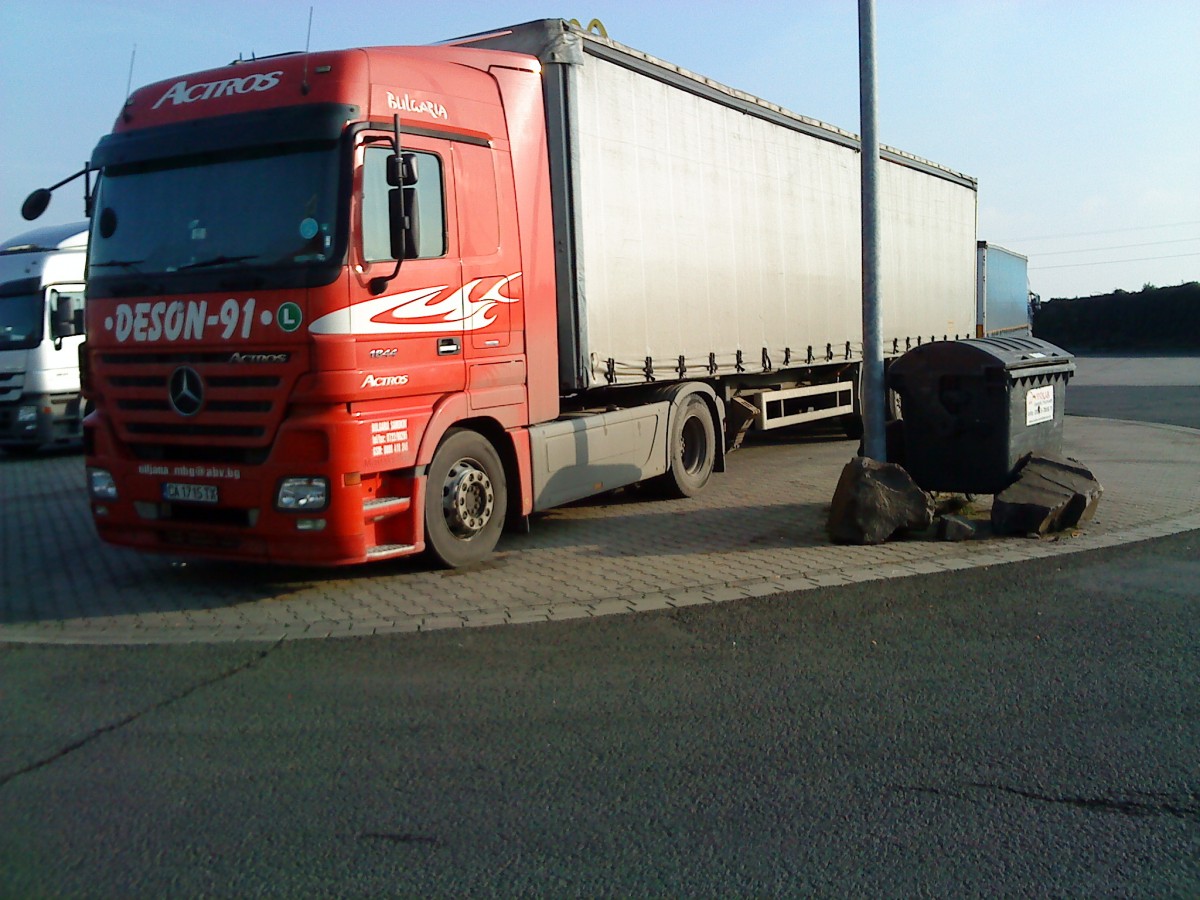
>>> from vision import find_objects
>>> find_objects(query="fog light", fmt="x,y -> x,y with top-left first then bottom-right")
296,518 -> 327,531
88,468 -> 118,500
277,477 -> 328,511
17,405 -> 37,423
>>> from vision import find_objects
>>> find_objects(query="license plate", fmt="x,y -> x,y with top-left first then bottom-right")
163,482 -> 219,504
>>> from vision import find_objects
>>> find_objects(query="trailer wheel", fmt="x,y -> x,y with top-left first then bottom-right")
424,428 -> 507,568
841,413 -> 864,441
658,395 -> 716,498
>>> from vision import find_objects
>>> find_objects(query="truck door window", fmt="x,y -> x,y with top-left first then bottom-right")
50,289 -> 86,339
363,147 -> 446,261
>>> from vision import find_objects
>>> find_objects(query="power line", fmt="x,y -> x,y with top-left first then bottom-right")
997,220 -> 1200,243
1033,237 -> 1199,257
1030,252 -> 1200,270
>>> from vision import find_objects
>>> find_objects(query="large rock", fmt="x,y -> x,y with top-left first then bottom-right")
991,452 -> 1103,536
828,456 -> 934,545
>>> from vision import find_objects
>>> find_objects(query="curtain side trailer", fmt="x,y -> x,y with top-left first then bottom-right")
462,20 -> 977,507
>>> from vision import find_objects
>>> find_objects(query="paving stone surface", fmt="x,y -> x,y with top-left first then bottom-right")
2,416 -> 1198,645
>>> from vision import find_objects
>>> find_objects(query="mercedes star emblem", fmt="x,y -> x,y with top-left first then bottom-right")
168,366 -> 205,417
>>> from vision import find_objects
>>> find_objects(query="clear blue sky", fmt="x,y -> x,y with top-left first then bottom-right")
2,0 -> 1196,299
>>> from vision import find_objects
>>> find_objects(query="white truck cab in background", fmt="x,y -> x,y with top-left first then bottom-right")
0,221 -> 88,452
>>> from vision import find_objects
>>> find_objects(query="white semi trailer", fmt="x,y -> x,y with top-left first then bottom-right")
976,242 -> 1034,337
0,222 -> 88,451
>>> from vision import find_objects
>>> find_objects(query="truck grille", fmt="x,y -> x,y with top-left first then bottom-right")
0,370 -> 23,402
97,350 -> 302,463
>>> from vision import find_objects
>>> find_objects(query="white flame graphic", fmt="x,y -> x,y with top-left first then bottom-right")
309,274 -> 521,335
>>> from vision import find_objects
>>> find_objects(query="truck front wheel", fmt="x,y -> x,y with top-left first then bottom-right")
424,428 -> 507,568
658,395 -> 716,498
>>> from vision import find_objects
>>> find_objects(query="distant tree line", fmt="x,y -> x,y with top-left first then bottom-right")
1033,282 -> 1200,351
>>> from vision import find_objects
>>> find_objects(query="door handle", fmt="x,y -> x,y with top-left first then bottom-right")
437,338 -> 461,356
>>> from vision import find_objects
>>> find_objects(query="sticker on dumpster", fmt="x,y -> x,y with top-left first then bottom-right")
1026,385 -> 1054,426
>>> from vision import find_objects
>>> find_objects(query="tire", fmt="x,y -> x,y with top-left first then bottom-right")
886,386 -> 903,422
424,428 -> 507,568
657,395 -> 716,498
1,444 -> 43,457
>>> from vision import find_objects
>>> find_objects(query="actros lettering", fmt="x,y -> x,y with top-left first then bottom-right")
154,71 -> 284,109
361,374 -> 410,388
229,352 -> 289,364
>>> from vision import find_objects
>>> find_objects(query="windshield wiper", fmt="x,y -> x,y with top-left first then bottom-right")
177,254 -> 259,271
0,244 -> 54,255
91,259 -> 146,269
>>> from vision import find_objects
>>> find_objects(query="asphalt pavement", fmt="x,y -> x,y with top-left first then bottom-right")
1,354 -> 1197,895
1066,354 -> 1200,428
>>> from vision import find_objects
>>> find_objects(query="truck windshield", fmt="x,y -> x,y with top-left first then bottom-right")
0,279 -> 44,351
88,141 -> 343,296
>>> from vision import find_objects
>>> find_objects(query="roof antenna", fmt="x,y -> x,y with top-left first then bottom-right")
301,6 -> 314,95
122,44 -> 137,120
125,44 -> 138,98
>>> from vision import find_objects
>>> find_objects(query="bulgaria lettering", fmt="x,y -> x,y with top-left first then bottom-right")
153,71 -> 284,109
387,91 -> 448,120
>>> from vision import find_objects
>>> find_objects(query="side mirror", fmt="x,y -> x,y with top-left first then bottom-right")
387,154 -> 421,260
20,164 -> 94,221
387,185 -> 421,260
49,291 -> 83,345
368,117 -> 420,295
386,153 -> 419,188
22,189 -> 52,221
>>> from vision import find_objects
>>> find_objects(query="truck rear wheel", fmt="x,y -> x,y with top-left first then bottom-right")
424,428 -> 507,568
657,395 -> 716,498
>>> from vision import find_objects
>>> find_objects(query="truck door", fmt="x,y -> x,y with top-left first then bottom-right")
357,136 -> 464,395
453,142 -> 514,354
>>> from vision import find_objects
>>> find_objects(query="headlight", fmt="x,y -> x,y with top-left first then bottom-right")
17,405 -> 38,423
88,468 -> 119,500
276,477 -> 329,511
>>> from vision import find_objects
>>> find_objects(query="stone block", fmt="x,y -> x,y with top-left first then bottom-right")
827,456 -> 934,545
937,514 -> 977,542
991,452 -> 1104,536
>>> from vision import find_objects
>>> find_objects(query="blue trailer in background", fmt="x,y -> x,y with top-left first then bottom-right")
976,242 -> 1034,337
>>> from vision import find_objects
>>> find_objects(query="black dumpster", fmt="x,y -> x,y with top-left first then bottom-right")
886,337 -> 1076,494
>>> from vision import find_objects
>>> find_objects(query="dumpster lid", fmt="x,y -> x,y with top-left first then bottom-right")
889,336 -> 1076,378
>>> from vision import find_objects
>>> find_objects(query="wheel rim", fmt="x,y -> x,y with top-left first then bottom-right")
441,458 -> 495,539
679,414 -> 709,475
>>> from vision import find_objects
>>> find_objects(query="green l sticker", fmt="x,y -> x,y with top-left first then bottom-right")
278,302 -> 303,333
